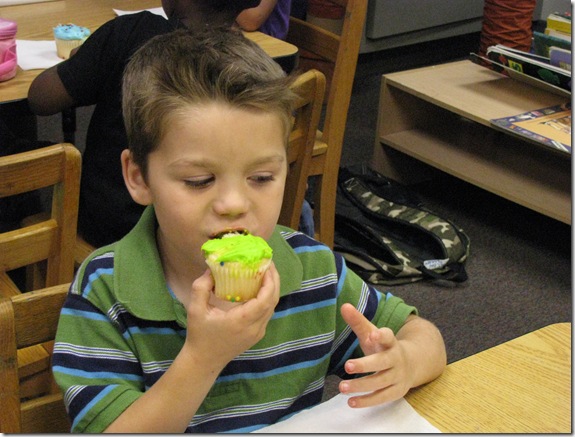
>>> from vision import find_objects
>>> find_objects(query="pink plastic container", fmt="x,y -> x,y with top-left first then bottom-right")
0,18 -> 17,82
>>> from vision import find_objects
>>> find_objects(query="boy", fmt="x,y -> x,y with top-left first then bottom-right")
27,0 -> 261,248
52,28 -> 446,433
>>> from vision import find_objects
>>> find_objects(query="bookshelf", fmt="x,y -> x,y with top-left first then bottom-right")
371,60 -> 571,224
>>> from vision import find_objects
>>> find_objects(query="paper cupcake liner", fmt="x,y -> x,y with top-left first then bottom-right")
55,38 -> 86,59
206,258 -> 271,302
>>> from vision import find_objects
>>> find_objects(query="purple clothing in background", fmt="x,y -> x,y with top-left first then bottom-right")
259,0 -> 292,40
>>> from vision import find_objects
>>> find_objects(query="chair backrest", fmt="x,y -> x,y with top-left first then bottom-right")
278,69 -> 326,230
0,283 -> 71,433
286,0 -> 368,247
0,144 -> 81,296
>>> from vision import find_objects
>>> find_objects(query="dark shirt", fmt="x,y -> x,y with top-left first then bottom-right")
57,12 -> 180,247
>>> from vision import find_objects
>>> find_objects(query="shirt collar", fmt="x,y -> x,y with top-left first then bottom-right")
113,206 -> 303,321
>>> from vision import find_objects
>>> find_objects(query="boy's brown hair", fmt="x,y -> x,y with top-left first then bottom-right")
122,27 -> 296,176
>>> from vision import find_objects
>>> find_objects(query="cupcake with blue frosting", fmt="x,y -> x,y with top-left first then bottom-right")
53,23 -> 90,59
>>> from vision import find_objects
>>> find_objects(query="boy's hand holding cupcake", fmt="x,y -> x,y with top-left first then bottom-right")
185,246 -> 280,366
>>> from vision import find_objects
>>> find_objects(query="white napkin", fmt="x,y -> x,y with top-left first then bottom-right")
113,7 -> 167,19
15,39 -> 61,70
254,394 -> 441,433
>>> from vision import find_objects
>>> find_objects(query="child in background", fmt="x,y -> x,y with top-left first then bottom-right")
27,0 -> 261,249
236,0 -> 292,40
52,27 -> 446,433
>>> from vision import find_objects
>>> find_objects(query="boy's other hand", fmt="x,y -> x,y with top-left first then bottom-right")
338,303 -> 414,408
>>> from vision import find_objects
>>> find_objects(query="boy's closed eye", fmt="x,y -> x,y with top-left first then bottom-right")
249,173 -> 276,185
184,176 -> 215,189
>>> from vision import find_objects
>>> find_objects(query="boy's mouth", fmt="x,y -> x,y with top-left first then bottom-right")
209,228 -> 249,239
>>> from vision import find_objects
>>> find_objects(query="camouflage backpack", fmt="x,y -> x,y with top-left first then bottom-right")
334,164 -> 470,285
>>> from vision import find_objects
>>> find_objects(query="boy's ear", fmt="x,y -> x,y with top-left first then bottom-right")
121,149 -> 153,206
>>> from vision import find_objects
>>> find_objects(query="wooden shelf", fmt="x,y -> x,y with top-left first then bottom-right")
372,60 -> 571,224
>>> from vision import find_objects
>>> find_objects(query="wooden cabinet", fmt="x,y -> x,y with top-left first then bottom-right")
371,60 -> 571,224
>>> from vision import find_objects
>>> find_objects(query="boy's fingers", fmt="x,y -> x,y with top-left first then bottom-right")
190,269 -> 215,304
376,327 -> 396,348
341,303 -> 377,341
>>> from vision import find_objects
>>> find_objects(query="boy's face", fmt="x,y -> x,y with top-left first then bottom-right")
125,102 -> 287,271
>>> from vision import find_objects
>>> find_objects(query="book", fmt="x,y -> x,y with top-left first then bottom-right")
533,31 -> 571,57
550,47 -> 572,72
469,52 -> 570,98
485,44 -> 571,94
544,27 -> 571,41
546,12 -> 572,35
490,104 -> 571,154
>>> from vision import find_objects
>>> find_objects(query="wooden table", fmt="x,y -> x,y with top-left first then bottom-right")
372,60 -> 571,224
0,0 -> 298,103
406,322 -> 572,433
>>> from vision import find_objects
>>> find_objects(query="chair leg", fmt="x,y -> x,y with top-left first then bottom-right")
312,173 -> 336,249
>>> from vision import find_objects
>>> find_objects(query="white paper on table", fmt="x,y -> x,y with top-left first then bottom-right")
254,394 -> 441,433
15,40 -> 61,70
14,8 -> 167,70
113,8 -> 167,19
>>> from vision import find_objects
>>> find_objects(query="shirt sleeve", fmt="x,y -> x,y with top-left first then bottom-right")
52,281 -> 144,432
56,18 -> 119,106
329,252 -> 418,374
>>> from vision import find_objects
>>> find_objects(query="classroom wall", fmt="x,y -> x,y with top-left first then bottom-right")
358,0 -> 572,54
534,0 -> 571,20
359,0 -> 485,53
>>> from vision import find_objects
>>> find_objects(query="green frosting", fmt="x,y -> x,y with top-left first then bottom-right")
201,234 -> 272,266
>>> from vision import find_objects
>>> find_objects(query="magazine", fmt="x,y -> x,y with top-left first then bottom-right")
490,104 -> 571,154
485,44 -> 571,93
469,52 -> 570,98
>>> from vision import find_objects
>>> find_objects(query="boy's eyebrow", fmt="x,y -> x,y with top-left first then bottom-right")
249,154 -> 286,167
168,154 -> 286,169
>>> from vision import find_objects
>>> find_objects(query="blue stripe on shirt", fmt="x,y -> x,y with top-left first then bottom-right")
217,355 -> 328,383
53,365 -> 142,382
71,385 -> 117,430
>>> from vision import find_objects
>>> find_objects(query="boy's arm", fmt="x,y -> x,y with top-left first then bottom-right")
338,305 -> 446,408
236,0 -> 278,31
28,65 -> 75,115
105,267 -> 280,432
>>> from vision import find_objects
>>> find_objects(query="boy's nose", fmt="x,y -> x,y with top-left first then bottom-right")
213,185 -> 249,217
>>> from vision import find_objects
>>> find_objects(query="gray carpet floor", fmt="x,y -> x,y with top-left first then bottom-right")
341,32 -> 571,364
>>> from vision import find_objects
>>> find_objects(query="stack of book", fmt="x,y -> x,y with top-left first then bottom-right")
468,12 -> 572,154
469,11 -> 572,97
545,12 -> 571,41
533,11 -> 571,72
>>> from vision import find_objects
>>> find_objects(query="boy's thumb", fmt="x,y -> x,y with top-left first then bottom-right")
190,269 -> 215,304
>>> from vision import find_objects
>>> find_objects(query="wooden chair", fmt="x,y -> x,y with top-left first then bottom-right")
0,143 -> 80,424
286,0 -> 368,247
0,143 -> 81,295
0,283 -> 71,433
279,68 -> 326,230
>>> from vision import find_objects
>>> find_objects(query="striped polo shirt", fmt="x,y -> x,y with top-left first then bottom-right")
53,206 -> 417,433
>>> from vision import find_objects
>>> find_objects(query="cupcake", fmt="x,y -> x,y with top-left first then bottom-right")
201,231 -> 273,302
53,23 -> 90,59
